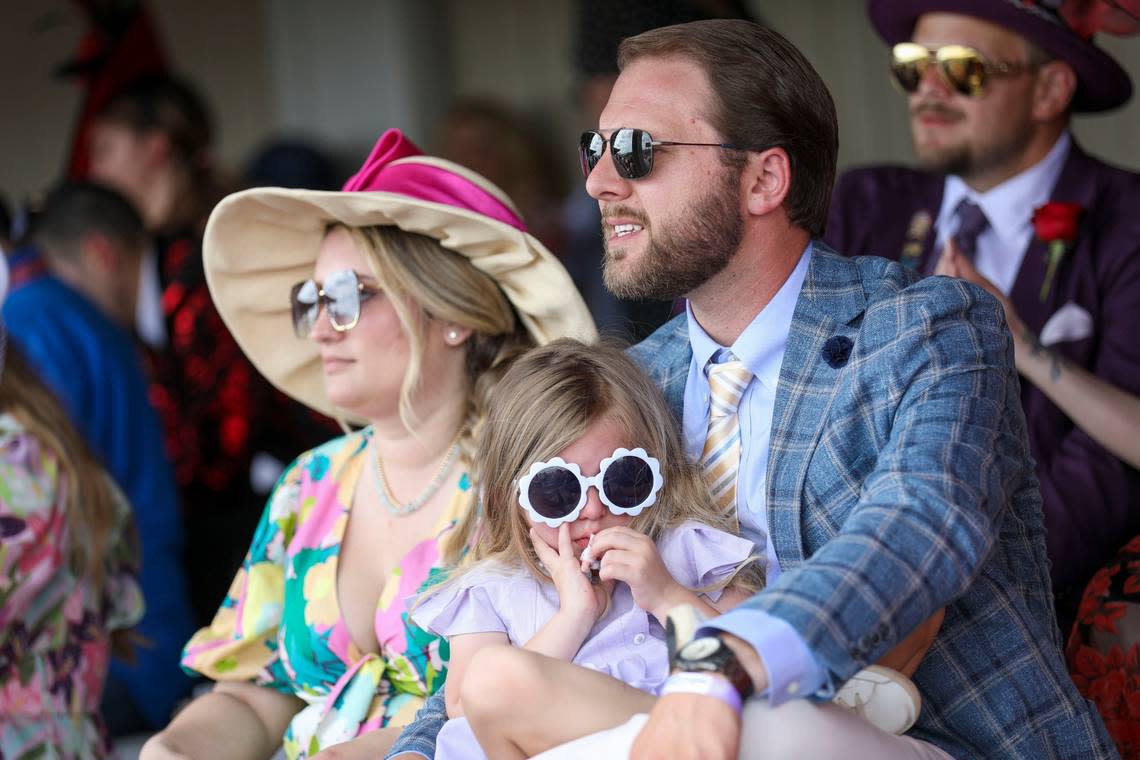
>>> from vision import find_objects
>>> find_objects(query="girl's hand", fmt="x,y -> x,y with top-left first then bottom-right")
591,526 -> 685,624
530,525 -> 611,623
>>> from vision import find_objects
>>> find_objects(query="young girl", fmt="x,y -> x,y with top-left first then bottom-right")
409,339 -> 764,758
411,339 -> 922,759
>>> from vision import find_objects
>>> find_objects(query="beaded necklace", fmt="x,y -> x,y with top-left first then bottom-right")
366,427 -> 463,516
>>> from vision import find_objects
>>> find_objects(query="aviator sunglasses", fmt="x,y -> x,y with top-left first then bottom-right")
890,43 -> 1038,97
579,128 -> 762,180
517,447 -> 664,528
289,268 -> 379,338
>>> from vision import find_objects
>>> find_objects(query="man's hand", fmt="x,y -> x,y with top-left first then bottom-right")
630,691 -> 742,760
632,631 -> 765,759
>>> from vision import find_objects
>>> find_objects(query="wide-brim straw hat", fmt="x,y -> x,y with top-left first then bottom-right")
867,0 -> 1132,112
204,128 -> 597,422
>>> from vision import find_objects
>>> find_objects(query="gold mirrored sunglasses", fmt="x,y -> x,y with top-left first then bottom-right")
890,42 -> 1038,97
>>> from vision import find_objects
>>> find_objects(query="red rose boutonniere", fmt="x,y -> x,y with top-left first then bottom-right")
1032,201 -> 1083,302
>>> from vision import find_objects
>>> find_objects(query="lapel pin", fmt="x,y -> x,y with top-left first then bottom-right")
822,336 -> 853,368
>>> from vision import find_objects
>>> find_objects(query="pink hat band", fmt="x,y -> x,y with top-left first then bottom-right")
341,128 -> 528,233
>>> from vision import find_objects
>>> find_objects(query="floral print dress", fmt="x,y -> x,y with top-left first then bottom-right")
181,430 -> 472,759
1067,535 -> 1140,759
0,413 -> 144,759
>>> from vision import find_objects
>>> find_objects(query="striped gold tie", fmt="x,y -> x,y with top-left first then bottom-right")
701,354 -> 753,511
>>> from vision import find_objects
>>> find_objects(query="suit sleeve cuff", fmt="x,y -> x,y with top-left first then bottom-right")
699,608 -> 828,707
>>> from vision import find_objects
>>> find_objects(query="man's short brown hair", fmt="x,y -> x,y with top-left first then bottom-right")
619,19 -> 838,238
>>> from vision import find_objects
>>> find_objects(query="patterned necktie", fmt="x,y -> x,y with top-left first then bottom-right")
700,354 -> 754,512
952,198 -> 989,262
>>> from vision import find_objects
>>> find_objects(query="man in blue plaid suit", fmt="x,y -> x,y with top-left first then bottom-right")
386,18 -> 1114,760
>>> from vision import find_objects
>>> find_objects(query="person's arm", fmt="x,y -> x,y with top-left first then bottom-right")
937,242 -> 1140,470
1015,332 -> 1140,468
937,241 -> 1140,587
140,682 -> 302,760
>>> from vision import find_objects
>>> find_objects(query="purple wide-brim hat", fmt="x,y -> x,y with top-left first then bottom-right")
867,0 -> 1132,112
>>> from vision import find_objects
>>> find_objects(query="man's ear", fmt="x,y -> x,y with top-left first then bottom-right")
1032,60 -> 1078,121
743,147 -> 792,218
81,233 -> 120,273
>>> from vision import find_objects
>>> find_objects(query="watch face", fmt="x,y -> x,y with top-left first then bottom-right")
680,636 -> 721,660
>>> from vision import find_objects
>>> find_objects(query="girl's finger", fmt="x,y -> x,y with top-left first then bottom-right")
598,553 -> 634,583
558,522 -> 574,557
590,526 -> 646,555
530,528 -> 558,566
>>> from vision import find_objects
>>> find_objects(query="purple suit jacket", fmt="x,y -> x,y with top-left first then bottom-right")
824,141 -> 1140,596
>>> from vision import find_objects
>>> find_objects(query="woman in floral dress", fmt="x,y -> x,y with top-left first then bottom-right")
141,128 -> 594,760
0,264 -> 144,759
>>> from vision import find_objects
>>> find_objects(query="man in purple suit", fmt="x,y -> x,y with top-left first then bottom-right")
825,0 -> 1140,630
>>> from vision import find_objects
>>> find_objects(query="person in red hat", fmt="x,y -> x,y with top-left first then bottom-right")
825,0 -> 1140,640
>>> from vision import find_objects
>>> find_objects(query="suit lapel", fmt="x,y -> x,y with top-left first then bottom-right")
1010,142 -> 1099,332
766,244 -> 867,568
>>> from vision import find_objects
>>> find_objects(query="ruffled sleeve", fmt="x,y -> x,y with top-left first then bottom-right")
657,520 -> 759,603
180,455 -> 304,690
409,564 -> 518,639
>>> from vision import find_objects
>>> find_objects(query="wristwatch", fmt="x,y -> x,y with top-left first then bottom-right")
672,635 -> 755,701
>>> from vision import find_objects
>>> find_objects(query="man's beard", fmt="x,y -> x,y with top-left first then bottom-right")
601,168 -> 743,301
911,102 -> 1033,181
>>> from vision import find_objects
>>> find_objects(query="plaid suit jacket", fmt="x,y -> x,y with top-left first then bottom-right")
386,243 -> 1115,760
629,243 -> 1115,758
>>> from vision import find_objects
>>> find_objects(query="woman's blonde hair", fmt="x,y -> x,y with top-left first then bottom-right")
461,339 -> 762,594
333,223 -> 535,563
0,346 -> 132,598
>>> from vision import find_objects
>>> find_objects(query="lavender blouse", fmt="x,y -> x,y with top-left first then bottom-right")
410,520 -> 756,759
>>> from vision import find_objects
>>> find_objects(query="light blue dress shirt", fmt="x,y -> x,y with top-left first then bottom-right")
683,243 -> 827,705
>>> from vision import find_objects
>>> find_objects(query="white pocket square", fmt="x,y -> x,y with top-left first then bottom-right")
1039,302 -> 1093,346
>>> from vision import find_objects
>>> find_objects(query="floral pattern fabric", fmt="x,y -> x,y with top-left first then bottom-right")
181,430 -> 472,759
0,413 -> 144,759
1067,534 -> 1140,758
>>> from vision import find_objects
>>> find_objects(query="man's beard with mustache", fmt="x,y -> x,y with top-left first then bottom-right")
911,101 -> 1032,181
601,168 -> 743,302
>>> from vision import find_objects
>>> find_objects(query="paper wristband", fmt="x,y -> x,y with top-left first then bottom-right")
660,671 -> 743,715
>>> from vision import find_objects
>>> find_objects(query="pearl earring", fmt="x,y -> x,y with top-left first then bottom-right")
446,328 -> 460,343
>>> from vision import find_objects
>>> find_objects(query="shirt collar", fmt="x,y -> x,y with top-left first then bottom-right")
686,242 -> 811,389
938,131 -> 1071,251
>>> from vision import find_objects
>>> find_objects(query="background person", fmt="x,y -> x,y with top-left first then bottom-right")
88,73 -> 338,630
0,256 -> 145,759
140,129 -> 594,760
824,0 -> 1140,633
2,182 -> 195,733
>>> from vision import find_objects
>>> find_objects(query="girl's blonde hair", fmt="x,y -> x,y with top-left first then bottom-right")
332,223 -> 535,564
463,339 -> 762,594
